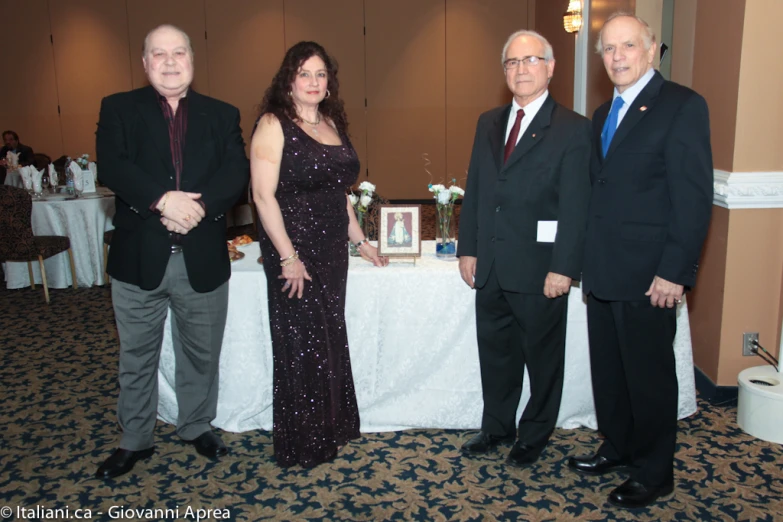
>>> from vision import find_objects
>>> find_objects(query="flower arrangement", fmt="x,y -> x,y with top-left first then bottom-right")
350,181 -> 376,215
75,154 -> 90,170
428,179 -> 465,257
348,181 -> 376,256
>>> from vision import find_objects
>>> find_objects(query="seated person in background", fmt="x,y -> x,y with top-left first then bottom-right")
0,130 -> 35,167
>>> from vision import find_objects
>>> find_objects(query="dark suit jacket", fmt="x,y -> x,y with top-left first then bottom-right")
457,94 -> 592,294
96,86 -> 249,292
0,142 -> 34,165
582,71 -> 713,301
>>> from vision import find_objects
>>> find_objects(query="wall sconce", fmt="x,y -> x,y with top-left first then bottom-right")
563,0 -> 582,33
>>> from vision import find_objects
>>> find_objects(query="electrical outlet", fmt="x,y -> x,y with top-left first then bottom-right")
743,332 -> 759,356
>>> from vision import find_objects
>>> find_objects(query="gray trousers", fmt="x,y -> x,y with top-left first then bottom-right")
111,253 -> 228,450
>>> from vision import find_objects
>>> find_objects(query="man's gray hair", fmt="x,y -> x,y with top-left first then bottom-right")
594,12 -> 656,54
501,30 -> 555,65
142,24 -> 193,57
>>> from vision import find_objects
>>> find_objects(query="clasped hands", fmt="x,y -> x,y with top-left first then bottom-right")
158,191 -> 205,234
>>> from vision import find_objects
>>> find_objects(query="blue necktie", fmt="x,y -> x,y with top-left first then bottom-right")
601,96 -> 625,158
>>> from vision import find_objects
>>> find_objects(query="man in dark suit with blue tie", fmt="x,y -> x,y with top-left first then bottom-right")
567,13 -> 713,508
457,30 -> 591,468
94,24 -> 249,479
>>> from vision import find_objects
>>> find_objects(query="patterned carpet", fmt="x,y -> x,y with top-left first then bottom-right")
1,281 -> 781,521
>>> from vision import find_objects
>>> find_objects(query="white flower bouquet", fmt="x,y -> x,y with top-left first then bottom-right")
348,181 -> 377,256
75,154 -> 90,170
428,179 -> 464,257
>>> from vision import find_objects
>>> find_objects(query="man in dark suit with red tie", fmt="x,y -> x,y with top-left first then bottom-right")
567,13 -> 713,509
457,30 -> 591,468
94,24 -> 249,479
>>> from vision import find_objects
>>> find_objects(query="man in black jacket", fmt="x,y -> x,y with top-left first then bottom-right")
0,130 -> 35,165
94,24 -> 249,479
568,13 -> 713,509
0,130 -> 35,183
457,30 -> 591,468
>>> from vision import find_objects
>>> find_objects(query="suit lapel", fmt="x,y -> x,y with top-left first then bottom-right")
136,86 -> 174,176
489,104 -> 510,172
604,71 -> 664,160
502,94 -> 554,172
182,90 -> 209,182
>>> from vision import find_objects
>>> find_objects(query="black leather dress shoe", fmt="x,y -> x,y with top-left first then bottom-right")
186,430 -> 228,459
608,478 -> 674,509
461,431 -> 514,454
95,447 -> 155,480
567,454 -> 632,475
506,442 -> 542,469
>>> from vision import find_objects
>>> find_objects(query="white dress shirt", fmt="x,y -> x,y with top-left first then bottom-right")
505,90 -> 550,146
611,67 -> 655,129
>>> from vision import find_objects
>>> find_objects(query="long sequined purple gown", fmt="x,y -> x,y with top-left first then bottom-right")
258,116 -> 361,468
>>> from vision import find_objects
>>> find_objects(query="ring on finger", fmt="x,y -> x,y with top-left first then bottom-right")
185,214 -> 191,221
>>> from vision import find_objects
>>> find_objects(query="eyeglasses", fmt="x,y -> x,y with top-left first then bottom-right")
503,56 -> 546,70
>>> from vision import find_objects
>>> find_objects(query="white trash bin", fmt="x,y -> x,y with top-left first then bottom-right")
737,365 -> 783,444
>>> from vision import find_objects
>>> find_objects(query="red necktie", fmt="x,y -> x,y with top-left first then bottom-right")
504,108 -> 525,163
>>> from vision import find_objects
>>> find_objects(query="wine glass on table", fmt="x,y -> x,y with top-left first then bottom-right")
41,172 -> 50,196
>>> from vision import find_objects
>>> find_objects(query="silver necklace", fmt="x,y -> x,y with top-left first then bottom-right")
299,113 -> 321,134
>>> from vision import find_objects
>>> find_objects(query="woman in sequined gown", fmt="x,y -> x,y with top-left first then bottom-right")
250,42 -> 388,468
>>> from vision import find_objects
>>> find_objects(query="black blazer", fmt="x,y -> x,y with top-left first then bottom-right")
97,86 -> 249,292
458,94 -> 592,294
0,143 -> 34,165
582,71 -> 713,301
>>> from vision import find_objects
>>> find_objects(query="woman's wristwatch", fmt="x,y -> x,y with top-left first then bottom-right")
354,238 -> 369,249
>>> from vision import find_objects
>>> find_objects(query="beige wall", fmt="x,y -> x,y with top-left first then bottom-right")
534,0 -> 575,110
0,0 -> 531,200
634,0 -> 662,69
0,0 -> 61,159
733,0 -> 783,172
692,0 -> 745,172
718,209 -> 783,383
689,206 -> 728,381
446,1 -> 532,193
49,0 -> 134,158
670,0 -> 696,87
586,0 -> 635,116
687,0 -> 783,386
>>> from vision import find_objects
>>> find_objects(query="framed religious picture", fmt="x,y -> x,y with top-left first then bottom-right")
378,204 -> 422,257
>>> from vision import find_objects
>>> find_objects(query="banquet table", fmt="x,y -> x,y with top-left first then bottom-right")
157,241 -> 697,433
3,189 -> 115,289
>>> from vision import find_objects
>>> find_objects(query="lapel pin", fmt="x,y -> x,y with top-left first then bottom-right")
639,106 -> 648,112
532,133 -> 536,138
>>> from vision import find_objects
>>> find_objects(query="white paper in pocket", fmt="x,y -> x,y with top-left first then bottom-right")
537,221 -> 558,243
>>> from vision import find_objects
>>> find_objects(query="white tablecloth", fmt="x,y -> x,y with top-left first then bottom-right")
157,241 -> 697,433
3,191 -> 115,289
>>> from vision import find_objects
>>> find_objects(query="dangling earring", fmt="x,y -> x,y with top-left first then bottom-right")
288,91 -> 293,97
325,89 -> 331,99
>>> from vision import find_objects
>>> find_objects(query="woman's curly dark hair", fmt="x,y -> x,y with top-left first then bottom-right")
258,41 -> 348,135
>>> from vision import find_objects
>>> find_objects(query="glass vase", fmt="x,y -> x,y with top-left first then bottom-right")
435,203 -> 457,258
349,210 -> 366,257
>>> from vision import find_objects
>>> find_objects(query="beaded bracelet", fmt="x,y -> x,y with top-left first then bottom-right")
280,252 -> 299,267
355,239 -> 369,249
